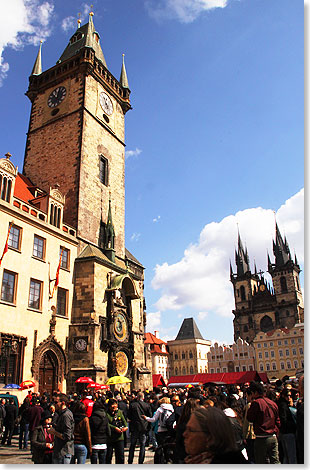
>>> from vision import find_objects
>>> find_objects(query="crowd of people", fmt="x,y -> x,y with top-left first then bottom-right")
0,375 -> 304,464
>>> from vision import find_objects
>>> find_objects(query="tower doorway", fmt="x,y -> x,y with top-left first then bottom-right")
39,351 -> 58,395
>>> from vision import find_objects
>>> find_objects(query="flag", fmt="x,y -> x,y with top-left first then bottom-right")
0,222 -> 14,267
51,247 -> 64,298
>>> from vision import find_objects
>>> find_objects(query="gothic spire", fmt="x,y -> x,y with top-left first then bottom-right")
273,222 -> 291,267
120,54 -> 129,89
103,193 -> 115,262
31,41 -> 42,76
235,231 -> 251,277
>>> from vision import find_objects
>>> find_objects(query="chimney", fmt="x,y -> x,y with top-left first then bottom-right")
154,330 -> 158,338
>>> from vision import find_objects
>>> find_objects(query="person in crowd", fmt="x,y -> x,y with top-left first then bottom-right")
277,387 -> 297,463
49,404 -> 59,426
173,398 -> 200,463
31,410 -> 54,464
146,393 -> 159,450
89,399 -> 110,464
80,391 -> 95,418
18,397 -> 31,450
296,375 -> 304,464
28,399 -> 44,450
116,393 -> 129,448
127,392 -> 151,464
217,395 -> 247,459
246,381 -> 280,464
242,388 -> 255,463
50,393 -> 75,464
0,398 -> 6,442
71,401 -> 92,464
1,397 -> 18,446
183,406 -> 247,464
106,398 -> 128,464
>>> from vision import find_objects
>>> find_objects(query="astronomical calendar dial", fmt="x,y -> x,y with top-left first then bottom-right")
114,312 -> 128,342
99,92 -> 113,115
116,351 -> 128,376
47,86 -> 67,108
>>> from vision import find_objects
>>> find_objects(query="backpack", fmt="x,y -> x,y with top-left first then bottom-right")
159,408 -> 172,429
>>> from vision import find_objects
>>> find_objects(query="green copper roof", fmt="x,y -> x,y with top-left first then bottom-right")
58,15 -> 107,67
31,42 -> 42,75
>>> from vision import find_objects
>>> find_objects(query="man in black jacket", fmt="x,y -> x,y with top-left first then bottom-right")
1,398 -> 18,446
89,401 -> 110,464
0,399 -> 6,441
50,393 -> 74,464
127,392 -> 152,464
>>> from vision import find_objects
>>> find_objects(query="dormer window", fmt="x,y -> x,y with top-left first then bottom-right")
70,32 -> 83,45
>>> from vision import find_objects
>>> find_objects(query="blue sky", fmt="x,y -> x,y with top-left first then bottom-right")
0,0 -> 304,344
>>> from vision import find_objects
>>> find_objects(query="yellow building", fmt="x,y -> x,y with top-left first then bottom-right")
252,323 -> 304,379
168,318 -> 211,376
0,154 -> 78,393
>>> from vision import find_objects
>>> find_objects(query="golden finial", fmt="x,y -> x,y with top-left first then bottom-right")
5,152 -> 12,159
77,12 -> 81,27
90,4 -> 94,16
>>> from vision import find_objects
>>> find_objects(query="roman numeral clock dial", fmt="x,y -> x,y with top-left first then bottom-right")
47,86 -> 67,108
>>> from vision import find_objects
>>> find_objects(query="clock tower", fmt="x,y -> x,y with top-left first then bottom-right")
23,14 -> 152,390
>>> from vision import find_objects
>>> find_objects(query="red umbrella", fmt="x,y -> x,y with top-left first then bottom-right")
20,380 -> 35,390
75,377 -> 94,384
98,384 -> 110,390
87,383 -> 110,390
87,382 -> 100,389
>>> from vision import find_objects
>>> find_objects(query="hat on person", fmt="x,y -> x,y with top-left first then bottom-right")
41,410 -> 52,422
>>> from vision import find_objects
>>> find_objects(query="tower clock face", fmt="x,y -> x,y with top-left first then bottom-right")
74,338 -> 87,352
47,86 -> 67,108
99,92 -> 113,115
114,312 -> 128,342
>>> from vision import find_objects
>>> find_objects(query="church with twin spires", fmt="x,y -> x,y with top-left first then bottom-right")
0,12 -> 152,392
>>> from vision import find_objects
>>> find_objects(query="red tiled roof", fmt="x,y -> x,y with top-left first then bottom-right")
152,344 -> 169,355
14,173 -> 36,202
144,332 -> 167,345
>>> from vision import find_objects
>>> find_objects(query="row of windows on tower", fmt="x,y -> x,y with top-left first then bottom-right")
237,277 -> 292,301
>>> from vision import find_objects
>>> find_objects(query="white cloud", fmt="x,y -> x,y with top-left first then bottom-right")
152,189 -> 304,320
0,0 -> 54,85
153,215 -> 161,223
146,311 -> 161,332
130,232 -> 141,242
198,311 -> 208,320
125,148 -> 142,160
61,3 -> 92,32
145,0 -> 228,23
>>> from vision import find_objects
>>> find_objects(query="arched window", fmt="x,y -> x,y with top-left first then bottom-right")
280,276 -> 288,293
240,285 -> 246,301
182,367 -> 186,375
189,350 -> 193,359
260,315 -> 273,332
190,366 -> 194,374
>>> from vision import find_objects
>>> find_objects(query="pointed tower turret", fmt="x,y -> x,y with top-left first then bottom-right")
120,54 -> 129,89
31,41 -> 42,76
235,232 -> 251,277
273,222 -> 291,267
58,12 -> 107,67
103,194 -> 115,262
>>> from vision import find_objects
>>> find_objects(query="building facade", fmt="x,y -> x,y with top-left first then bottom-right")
253,324 -> 304,380
0,13 -> 152,392
144,331 -> 169,381
168,318 -> 211,376
207,338 -> 255,374
230,227 -> 304,344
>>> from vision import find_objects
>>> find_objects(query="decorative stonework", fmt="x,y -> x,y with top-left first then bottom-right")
0,155 -> 18,176
31,335 -> 67,383
50,187 -> 65,205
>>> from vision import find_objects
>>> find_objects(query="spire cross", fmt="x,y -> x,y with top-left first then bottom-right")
257,269 -> 264,277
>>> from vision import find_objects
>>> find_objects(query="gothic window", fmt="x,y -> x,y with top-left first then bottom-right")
8,225 -> 22,251
240,285 -> 246,300
260,315 -> 273,333
49,203 -> 61,228
1,270 -> 17,304
296,277 -> 300,291
280,276 -> 288,293
0,174 -> 12,202
99,155 -> 108,186
189,366 -> 194,374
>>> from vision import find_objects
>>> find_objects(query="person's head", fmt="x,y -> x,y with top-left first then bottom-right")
41,410 -> 52,426
248,382 -> 265,398
178,398 -> 200,427
159,396 -> 170,405
73,401 -> 86,415
9,398 -> 14,405
202,398 -> 214,409
50,404 -> 55,414
55,393 -> 70,412
171,395 -> 181,407
137,392 -> 144,401
108,398 -> 118,413
183,407 -> 237,457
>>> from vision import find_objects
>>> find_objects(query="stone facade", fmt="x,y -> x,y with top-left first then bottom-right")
207,338 -> 255,374
253,324 -> 304,380
231,230 -> 303,344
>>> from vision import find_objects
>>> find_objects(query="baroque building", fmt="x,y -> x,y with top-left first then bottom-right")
207,338 -> 255,374
167,318 -> 211,376
230,226 -> 303,344
0,12 -> 152,392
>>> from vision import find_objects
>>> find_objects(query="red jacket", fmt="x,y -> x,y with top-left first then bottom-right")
247,396 -> 280,436
81,398 -> 94,418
